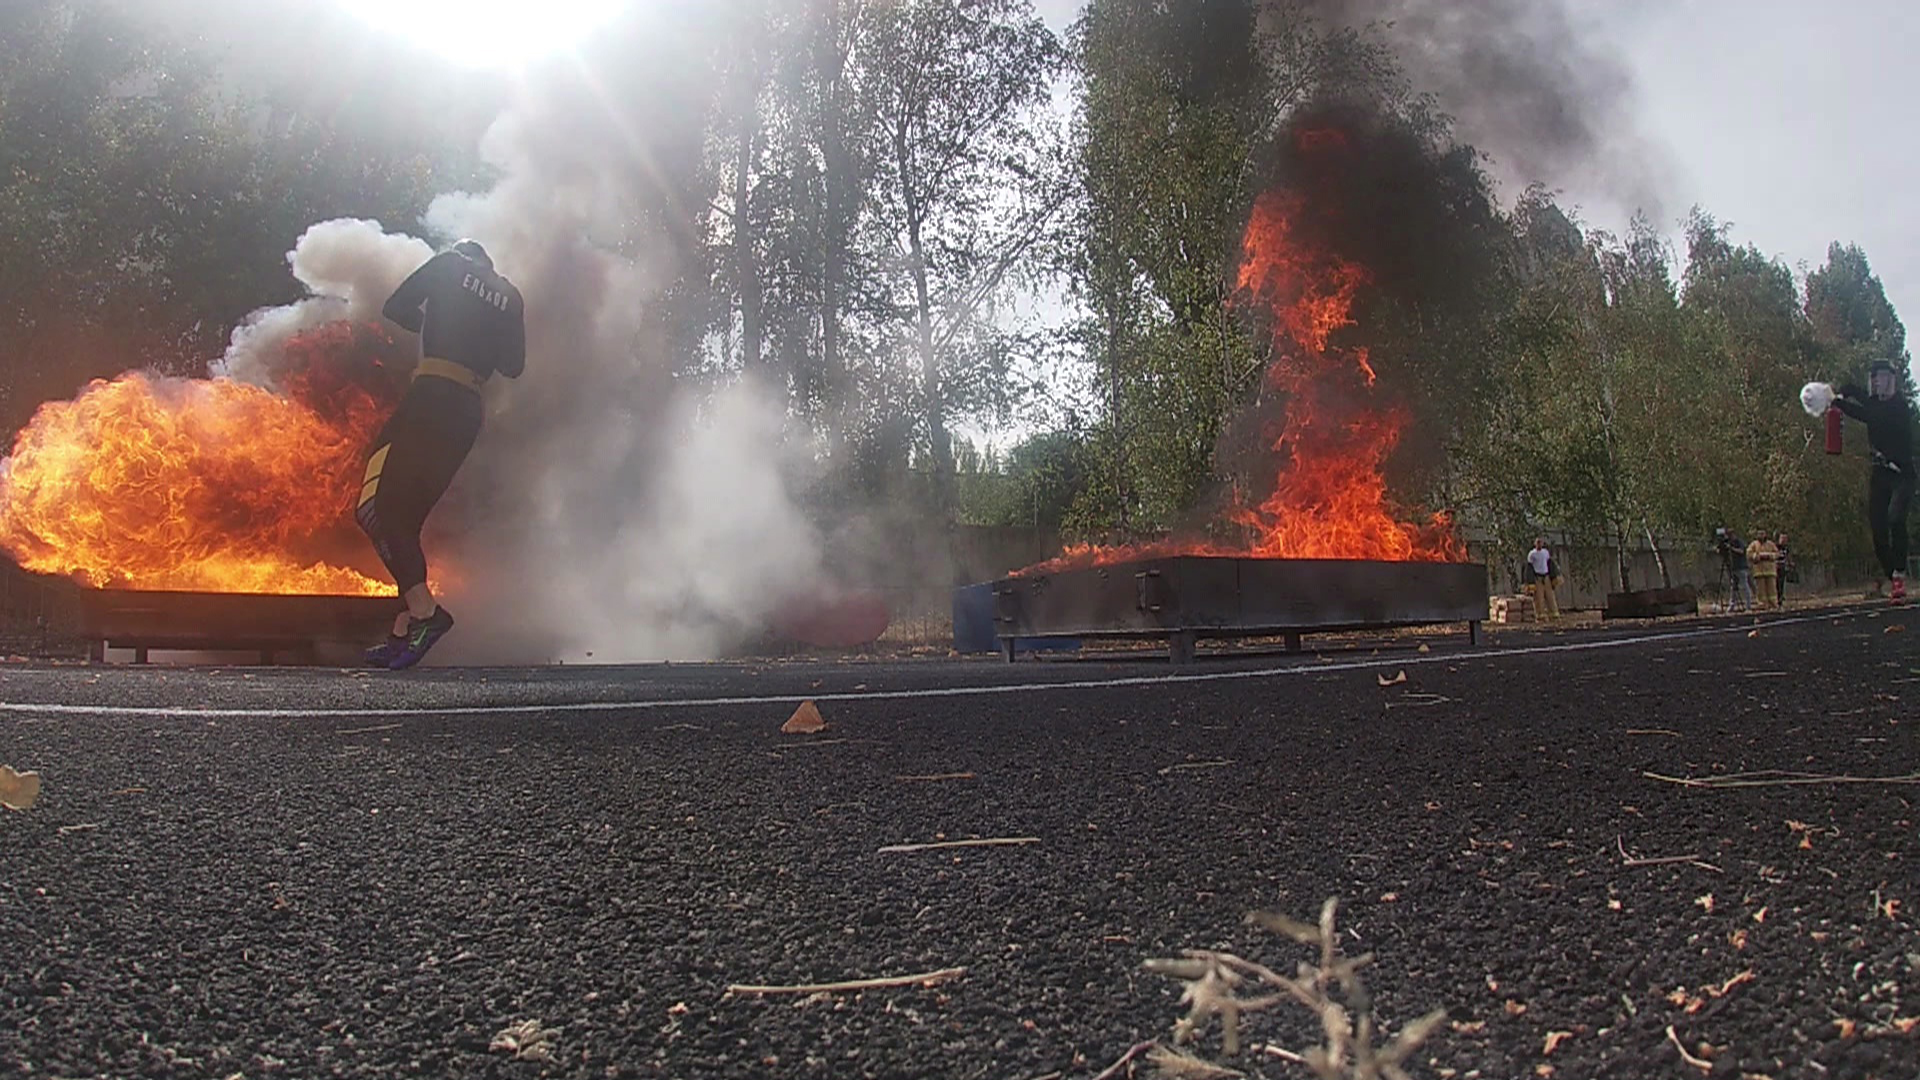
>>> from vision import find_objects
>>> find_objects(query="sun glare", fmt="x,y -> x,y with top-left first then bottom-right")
337,0 -> 626,68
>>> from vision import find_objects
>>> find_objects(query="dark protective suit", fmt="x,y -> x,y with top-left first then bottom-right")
1834,385 -> 1915,578
357,250 -> 525,593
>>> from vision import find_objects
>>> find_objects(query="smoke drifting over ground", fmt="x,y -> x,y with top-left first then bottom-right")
1296,0 -> 1663,211
229,11 -> 824,663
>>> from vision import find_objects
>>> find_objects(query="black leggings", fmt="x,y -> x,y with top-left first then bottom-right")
356,378 -> 482,593
1869,465 -> 1915,578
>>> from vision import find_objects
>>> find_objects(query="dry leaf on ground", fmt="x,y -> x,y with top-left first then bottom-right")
1378,671 -> 1408,687
782,701 -> 827,734
1543,1031 -> 1573,1055
0,765 -> 42,811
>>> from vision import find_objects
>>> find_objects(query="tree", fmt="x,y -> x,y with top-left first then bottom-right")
0,0 -> 464,435
859,0 -> 1067,521
1806,241 -> 1913,395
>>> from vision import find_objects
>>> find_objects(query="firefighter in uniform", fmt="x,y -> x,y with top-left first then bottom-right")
359,239 -> 525,668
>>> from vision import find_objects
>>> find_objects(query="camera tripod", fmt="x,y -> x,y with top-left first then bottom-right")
1719,561 -> 1754,612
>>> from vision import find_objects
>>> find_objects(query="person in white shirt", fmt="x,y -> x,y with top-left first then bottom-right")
1527,537 -> 1560,621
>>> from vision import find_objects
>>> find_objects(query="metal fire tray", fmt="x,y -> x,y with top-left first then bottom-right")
77,589 -> 399,664
991,556 -> 1486,664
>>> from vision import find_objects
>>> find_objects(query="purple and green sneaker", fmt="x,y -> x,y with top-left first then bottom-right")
388,607 -> 455,670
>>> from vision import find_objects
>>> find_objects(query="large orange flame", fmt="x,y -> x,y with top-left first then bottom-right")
0,323 -> 402,595
1022,133 -> 1461,577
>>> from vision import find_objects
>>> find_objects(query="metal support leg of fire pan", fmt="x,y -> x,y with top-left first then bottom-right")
991,556 -> 1488,665
76,589 -> 400,666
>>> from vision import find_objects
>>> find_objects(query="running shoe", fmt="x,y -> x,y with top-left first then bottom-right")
364,635 -> 407,668
387,607 -> 455,670
1893,574 -> 1907,603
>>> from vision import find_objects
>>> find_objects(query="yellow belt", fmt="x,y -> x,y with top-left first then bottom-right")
413,357 -> 486,392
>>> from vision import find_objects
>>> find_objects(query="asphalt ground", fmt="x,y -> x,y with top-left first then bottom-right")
1,606 -> 1915,1080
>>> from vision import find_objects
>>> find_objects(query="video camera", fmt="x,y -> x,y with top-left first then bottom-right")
1713,527 -> 1741,565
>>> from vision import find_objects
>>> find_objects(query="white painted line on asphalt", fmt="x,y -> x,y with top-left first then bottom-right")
0,607 -> 1880,721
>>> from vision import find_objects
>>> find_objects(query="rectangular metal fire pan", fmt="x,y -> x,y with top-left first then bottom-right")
77,589 -> 398,664
991,556 -> 1487,663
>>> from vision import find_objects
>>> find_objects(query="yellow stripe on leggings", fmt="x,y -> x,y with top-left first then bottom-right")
359,445 -> 390,508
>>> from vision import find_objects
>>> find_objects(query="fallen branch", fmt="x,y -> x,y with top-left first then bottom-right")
1088,1040 -> 1156,1080
726,967 -> 965,995
1665,1025 -> 1713,1074
877,837 -> 1040,854
894,772 -> 976,782
1644,770 -> 1920,790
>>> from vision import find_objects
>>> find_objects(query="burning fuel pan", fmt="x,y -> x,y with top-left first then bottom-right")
991,556 -> 1487,664
77,588 -> 398,665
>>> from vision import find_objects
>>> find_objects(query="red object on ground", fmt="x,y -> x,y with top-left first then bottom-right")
772,589 -> 891,648
1826,406 -> 1844,454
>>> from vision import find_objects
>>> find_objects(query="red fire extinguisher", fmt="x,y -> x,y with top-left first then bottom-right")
1825,406 -> 1844,455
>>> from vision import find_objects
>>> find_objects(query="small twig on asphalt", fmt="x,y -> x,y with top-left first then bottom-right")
1088,1040 -> 1156,1080
335,722 -> 402,736
1252,1042 -> 1308,1064
877,837 -> 1040,854
56,822 -> 100,834
894,772 -> 976,782
771,738 -> 867,751
1665,1025 -> 1713,1074
1616,836 -> 1721,873
1159,760 -> 1236,775
1644,770 -> 1920,789
727,967 -> 966,995
1624,729 -> 1682,737
1385,693 -> 1454,709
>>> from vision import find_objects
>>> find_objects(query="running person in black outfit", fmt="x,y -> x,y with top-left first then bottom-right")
1833,359 -> 1915,602
360,240 -> 525,668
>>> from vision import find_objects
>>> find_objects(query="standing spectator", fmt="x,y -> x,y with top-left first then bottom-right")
1775,533 -> 1795,606
1528,537 -> 1560,621
1715,527 -> 1755,612
1747,531 -> 1780,609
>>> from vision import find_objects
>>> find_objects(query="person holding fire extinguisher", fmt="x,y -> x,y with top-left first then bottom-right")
1824,359 -> 1914,602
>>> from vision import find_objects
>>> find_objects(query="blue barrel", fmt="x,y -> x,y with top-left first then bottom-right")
951,582 -> 1079,654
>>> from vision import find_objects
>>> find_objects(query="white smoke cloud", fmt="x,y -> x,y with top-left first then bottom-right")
330,26 -> 824,663
215,219 -> 432,387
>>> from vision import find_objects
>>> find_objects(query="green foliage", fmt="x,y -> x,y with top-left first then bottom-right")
0,0 -> 469,434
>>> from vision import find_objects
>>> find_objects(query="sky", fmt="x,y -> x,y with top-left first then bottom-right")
186,0 -> 1916,377
1034,0 -> 1919,374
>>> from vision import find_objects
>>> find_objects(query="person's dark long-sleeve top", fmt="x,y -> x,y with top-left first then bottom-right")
382,250 -> 526,380
1834,385 -> 1915,470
